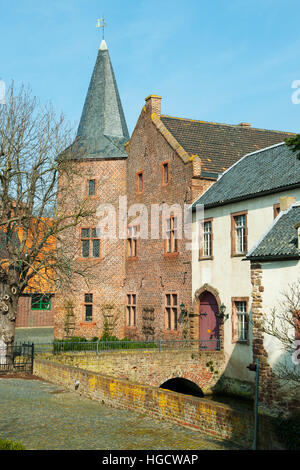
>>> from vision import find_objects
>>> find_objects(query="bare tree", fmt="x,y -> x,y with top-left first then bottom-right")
262,281 -> 300,387
0,82 -> 97,356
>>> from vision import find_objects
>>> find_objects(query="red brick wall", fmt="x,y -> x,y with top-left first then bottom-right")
124,99 -> 213,341
54,158 -> 127,339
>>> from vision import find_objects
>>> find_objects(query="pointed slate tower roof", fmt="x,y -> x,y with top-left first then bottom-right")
74,39 -> 129,159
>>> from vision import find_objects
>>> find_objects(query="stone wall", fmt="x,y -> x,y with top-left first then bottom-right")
33,357 -> 283,449
37,349 -> 226,394
250,261 -> 300,413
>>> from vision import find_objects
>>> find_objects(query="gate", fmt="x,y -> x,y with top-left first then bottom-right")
0,342 -> 34,374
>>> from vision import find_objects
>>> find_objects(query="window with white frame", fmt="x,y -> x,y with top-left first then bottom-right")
235,300 -> 248,342
232,212 -> 247,255
203,220 -> 212,257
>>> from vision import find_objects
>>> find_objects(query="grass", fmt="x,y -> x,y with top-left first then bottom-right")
0,438 -> 25,450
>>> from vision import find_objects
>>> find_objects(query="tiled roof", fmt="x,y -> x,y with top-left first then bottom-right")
192,143 -> 300,209
246,204 -> 300,260
72,40 -> 129,159
160,116 -> 294,175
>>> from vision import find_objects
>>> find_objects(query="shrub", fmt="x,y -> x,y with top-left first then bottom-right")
0,438 -> 25,450
52,336 -> 158,352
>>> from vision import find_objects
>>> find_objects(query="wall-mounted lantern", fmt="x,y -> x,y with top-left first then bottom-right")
216,303 -> 229,321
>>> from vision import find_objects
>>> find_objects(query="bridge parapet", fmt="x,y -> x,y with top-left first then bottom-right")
37,349 -> 226,394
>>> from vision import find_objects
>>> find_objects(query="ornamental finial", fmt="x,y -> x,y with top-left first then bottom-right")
96,16 -> 107,40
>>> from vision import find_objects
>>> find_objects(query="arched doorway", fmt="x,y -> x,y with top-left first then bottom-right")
199,291 -> 220,351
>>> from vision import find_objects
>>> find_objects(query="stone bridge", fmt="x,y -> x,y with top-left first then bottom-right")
38,348 -> 226,395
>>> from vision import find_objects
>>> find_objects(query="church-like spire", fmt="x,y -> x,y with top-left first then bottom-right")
75,29 -> 129,159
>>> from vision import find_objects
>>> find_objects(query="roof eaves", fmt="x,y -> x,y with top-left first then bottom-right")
192,142 -> 287,210
246,254 -> 300,262
246,208 -> 288,259
246,202 -> 300,260
192,182 -> 300,212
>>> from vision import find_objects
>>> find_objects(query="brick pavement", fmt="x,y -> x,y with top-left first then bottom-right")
0,377 -> 240,450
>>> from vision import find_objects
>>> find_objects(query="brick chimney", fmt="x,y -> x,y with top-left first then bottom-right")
279,196 -> 296,211
145,95 -> 162,118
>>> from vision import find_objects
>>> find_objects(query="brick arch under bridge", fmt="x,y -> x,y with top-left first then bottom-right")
144,352 -> 224,394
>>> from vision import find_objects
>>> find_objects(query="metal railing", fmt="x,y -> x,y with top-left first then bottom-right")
33,338 -> 222,355
0,342 -> 34,373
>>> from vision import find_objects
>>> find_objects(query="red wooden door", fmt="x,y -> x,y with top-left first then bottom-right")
199,292 -> 219,351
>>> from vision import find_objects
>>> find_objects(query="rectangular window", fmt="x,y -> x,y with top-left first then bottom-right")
165,216 -> 178,254
136,171 -> 144,194
84,293 -> 93,322
162,162 -> 169,185
199,219 -> 213,259
231,212 -> 247,256
81,228 -> 100,258
88,179 -> 96,196
31,294 -> 51,310
236,301 -> 248,342
127,225 -> 138,258
127,294 -> 136,326
165,293 -> 178,330
232,298 -> 249,343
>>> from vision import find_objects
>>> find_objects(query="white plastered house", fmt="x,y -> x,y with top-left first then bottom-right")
191,142 -> 300,407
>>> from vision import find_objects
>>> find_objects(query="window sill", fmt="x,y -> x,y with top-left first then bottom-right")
231,253 -> 246,258
127,256 -> 138,261
198,256 -> 214,261
77,257 -> 102,262
164,252 -> 179,259
80,322 -> 96,326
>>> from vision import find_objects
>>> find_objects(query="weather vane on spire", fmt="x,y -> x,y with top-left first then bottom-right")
96,16 -> 107,40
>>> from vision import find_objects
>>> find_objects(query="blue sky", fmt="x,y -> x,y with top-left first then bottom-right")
1,0 -> 300,134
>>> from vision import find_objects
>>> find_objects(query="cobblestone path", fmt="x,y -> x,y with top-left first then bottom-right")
0,377 -> 239,450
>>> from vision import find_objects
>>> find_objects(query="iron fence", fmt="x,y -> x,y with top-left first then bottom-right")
0,342 -> 34,374
33,338 -> 221,355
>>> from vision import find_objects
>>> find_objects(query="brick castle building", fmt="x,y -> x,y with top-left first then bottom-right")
53,38 -> 293,341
